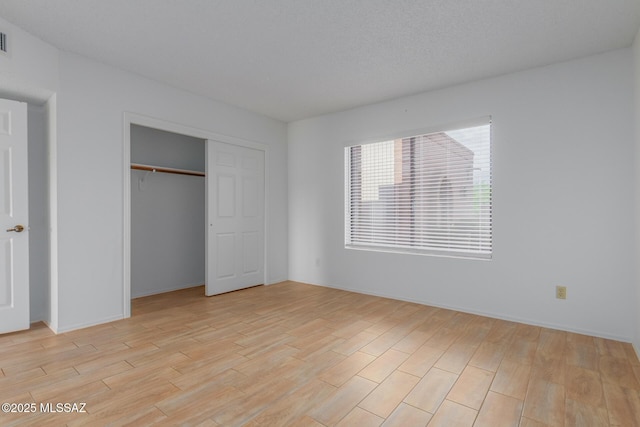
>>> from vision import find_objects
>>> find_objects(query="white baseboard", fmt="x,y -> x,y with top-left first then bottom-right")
131,282 -> 204,299
42,320 -> 56,334
53,314 -> 125,334
633,341 -> 640,362
266,276 -> 288,285
308,281 -> 632,343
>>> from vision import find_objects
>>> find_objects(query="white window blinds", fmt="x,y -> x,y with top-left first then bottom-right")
345,121 -> 492,259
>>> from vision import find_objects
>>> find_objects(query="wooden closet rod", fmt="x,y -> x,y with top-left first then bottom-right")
131,163 -> 205,177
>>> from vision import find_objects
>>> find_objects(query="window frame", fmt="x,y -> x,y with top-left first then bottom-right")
344,117 -> 493,260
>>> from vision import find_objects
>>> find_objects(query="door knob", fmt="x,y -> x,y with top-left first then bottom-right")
6,225 -> 24,233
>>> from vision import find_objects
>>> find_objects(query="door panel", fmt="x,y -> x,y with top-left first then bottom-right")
216,233 -> 236,279
206,141 -> 264,296
242,177 -> 259,217
217,175 -> 235,217
242,231 -> 259,274
0,99 -> 29,334
0,240 -> 12,305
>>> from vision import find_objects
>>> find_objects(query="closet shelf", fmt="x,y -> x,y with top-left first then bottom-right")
131,163 -> 205,177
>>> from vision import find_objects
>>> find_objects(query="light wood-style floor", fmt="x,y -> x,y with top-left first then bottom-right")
1,281 -> 639,426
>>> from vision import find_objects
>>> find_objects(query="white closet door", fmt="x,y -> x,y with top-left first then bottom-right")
206,141 -> 264,296
0,98 -> 29,334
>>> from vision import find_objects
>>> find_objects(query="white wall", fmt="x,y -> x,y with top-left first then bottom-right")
130,125 -> 205,298
27,104 -> 49,322
0,16 -> 58,101
633,29 -> 640,355
289,49 -> 635,341
53,51 -> 288,332
131,125 -> 205,171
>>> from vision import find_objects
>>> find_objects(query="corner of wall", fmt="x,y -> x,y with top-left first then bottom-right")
0,14 -> 59,96
46,93 -> 59,333
632,26 -> 640,354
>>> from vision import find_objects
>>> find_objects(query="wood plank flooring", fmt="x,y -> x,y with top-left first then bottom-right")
1,281 -> 639,426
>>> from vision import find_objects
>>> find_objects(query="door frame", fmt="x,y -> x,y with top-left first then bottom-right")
0,91 -> 57,332
122,112 -> 269,318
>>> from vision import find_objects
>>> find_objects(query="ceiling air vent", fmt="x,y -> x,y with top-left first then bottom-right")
0,32 -> 7,55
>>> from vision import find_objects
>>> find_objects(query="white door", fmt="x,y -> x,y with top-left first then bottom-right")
0,99 -> 29,334
206,141 -> 264,296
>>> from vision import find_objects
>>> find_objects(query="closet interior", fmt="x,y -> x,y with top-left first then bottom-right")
130,125 -> 206,298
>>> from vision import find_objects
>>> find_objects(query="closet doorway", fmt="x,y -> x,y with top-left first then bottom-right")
123,114 -> 267,317
130,125 -> 206,299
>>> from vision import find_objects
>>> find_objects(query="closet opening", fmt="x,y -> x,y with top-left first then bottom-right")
123,113 -> 268,319
129,125 -> 206,302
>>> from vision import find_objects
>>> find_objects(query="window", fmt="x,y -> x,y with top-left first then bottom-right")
345,120 -> 492,259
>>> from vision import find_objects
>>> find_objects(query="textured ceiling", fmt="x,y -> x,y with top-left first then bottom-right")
0,0 -> 639,122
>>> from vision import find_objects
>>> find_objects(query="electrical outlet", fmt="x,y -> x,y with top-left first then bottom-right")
556,286 -> 567,300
